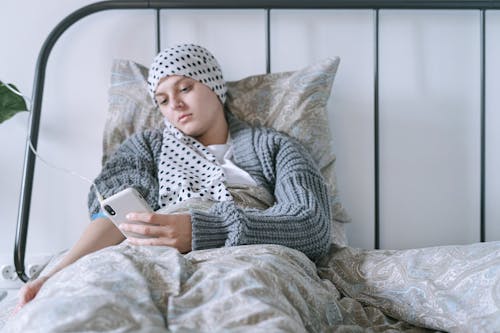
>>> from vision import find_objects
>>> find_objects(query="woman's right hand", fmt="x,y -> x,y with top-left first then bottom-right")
14,275 -> 50,313
12,216 -> 125,316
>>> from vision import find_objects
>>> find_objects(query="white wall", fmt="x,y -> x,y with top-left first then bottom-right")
379,10 -> 481,248
1,2 -> 499,269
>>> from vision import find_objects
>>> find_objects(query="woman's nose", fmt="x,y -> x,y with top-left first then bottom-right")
170,96 -> 185,110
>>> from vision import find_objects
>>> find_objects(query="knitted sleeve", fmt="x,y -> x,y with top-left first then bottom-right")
190,131 -> 332,261
87,129 -> 163,217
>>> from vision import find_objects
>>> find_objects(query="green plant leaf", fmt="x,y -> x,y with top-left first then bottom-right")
0,83 -> 28,124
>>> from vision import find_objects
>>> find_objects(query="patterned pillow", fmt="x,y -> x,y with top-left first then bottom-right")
104,58 -> 350,246
317,242 -> 500,332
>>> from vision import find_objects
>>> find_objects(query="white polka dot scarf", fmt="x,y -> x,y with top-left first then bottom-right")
149,43 -> 232,208
147,43 -> 227,106
158,120 -> 233,208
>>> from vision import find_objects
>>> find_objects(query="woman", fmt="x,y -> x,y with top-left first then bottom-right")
16,44 -> 331,310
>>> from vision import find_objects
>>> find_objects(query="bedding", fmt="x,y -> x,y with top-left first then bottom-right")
4,241 -> 500,332
1,243 -> 427,332
318,242 -> 500,332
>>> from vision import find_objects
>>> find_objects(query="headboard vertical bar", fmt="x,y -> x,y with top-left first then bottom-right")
156,8 -> 161,53
266,9 -> 271,74
374,8 -> 381,249
480,9 -> 486,242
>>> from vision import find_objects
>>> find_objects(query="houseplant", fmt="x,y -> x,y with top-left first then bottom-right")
0,81 -> 28,123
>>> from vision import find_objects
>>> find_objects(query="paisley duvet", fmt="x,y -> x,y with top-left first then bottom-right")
2,241 -> 500,332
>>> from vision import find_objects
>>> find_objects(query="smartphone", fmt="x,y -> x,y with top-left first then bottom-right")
100,187 -> 156,239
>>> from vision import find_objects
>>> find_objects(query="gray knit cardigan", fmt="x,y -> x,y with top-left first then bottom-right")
88,114 -> 331,261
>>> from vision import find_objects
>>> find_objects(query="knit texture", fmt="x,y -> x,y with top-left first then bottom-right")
89,114 -> 331,261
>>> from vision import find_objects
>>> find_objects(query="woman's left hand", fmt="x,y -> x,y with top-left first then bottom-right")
121,213 -> 192,253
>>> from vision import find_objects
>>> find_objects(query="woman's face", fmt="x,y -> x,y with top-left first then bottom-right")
155,75 -> 227,145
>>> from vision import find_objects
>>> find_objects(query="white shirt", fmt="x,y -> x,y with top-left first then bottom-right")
206,138 -> 257,187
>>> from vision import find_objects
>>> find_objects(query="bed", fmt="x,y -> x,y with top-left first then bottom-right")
2,0 -> 500,332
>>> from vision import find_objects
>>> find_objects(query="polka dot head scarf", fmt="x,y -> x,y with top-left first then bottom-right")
148,43 -> 227,106
151,44 -> 232,208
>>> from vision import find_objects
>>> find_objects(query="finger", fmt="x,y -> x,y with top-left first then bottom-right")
12,303 -> 22,316
127,213 -> 189,226
14,292 -> 30,314
18,286 -> 31,304
126,236 -> 175,247
126,212 -> 174,226
120,223 -> 168,237
126,212 -> 156,223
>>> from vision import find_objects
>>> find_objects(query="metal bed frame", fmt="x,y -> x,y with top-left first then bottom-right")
15,0 -> 500,282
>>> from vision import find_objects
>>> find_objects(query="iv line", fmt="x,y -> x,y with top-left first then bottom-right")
0,80 -> 104,202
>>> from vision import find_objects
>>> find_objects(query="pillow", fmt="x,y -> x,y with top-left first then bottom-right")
317,242 -> 500,332
104,58 -> 350,246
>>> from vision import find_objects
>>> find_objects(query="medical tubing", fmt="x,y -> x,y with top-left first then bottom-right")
1,79 -> 105,203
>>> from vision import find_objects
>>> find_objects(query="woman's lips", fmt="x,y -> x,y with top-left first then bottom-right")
178,114 -> 192,122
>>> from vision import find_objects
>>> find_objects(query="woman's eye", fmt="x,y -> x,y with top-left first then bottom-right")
180,85 -> 192,93
158,98 -> 168,105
